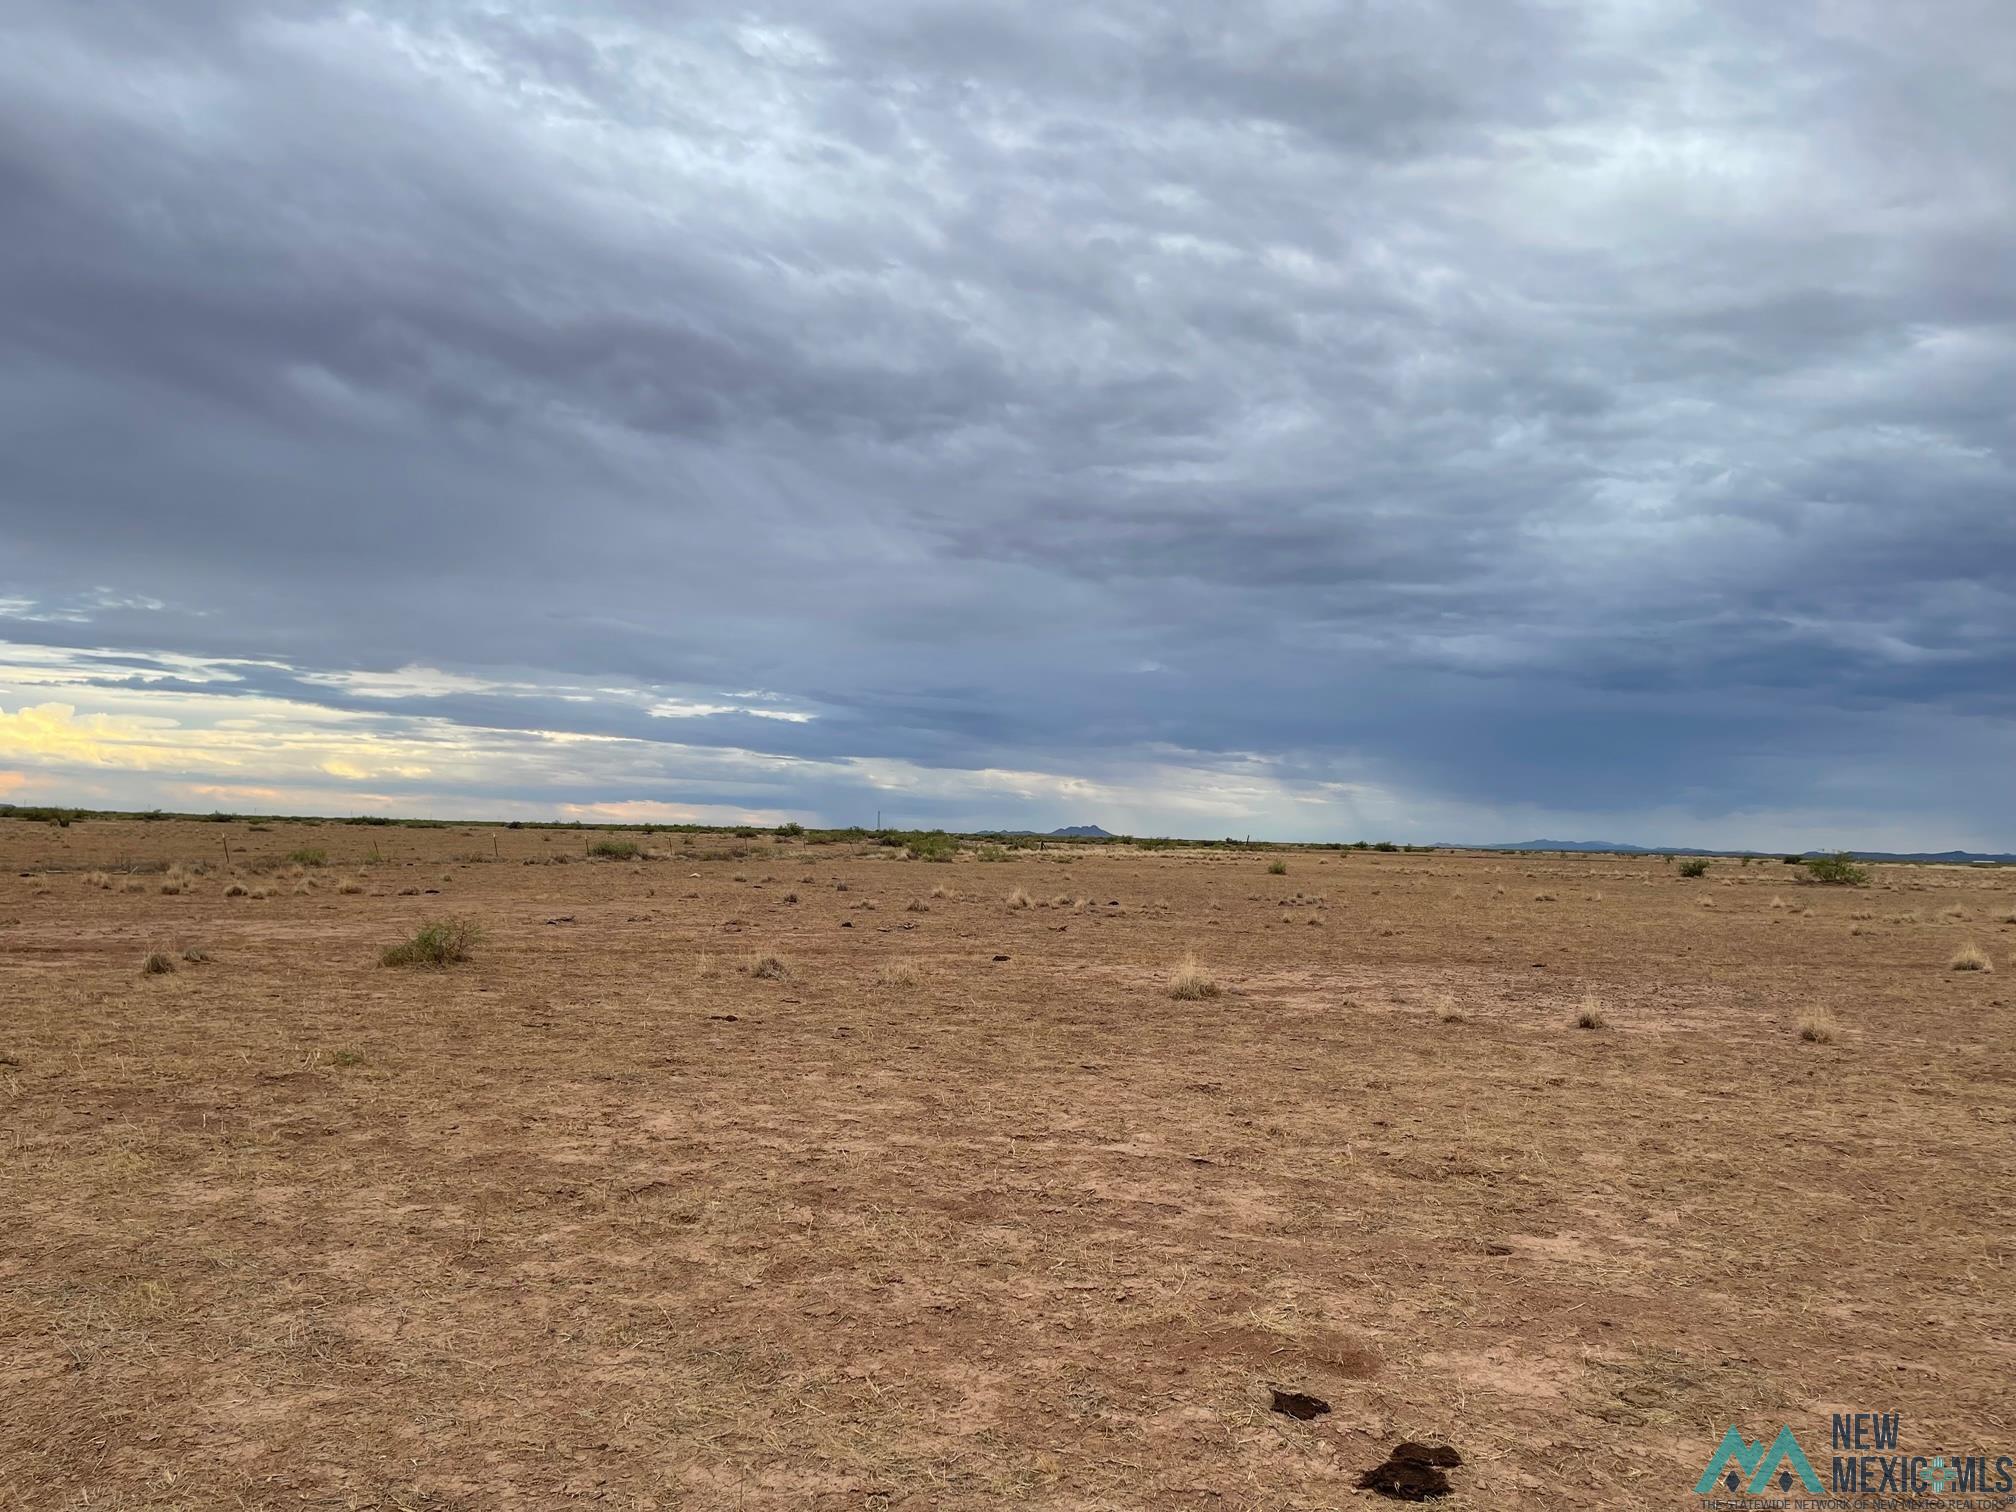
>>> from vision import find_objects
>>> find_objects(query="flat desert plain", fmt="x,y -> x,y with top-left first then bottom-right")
3,820 -> 2013,1510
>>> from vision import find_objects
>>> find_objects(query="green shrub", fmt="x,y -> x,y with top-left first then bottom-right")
588,838 -> 642,860
976,845 -> 1011,862
903,831 -> 958,863
380,917 -> 483,968
286,848 -> 327,866
1677,858 -> 1710,878
1804,852 -> 1869,886
1266,859 -> 1288,875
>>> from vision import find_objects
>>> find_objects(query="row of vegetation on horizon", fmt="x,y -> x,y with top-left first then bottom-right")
0,804 -> 1964,876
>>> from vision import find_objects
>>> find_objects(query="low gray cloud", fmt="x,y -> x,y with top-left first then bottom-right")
2,0 -> 2011,845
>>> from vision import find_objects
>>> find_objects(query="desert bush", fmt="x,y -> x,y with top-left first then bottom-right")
743,953 -> 789,980
141,950 -> 176,975
589,838 -> 641,860
903,831 -> 958,863
1799,1012 -> 1837,1043
976,845 -> 1011,862
1804,852 -> 1869,886
223,882 -> 249,897
287,848 -> 327,866
380,917 -> 482,968
337,878 -> 365,894
1949,943 -> 1993,973
1266,859 -> 1288,875
1575,996 -> 1607,1030
1006,888 -> 1032,909
1677,858 -> 1710,878
1168,953 -> 1221,1000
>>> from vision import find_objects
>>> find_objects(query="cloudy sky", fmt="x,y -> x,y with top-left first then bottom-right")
2,2 -> 2012,847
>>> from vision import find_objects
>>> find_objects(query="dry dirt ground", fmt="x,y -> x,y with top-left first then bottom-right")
3,820 -> 2013,1510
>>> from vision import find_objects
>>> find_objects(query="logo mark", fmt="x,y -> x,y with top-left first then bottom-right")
1695,1425 -> 1825,1496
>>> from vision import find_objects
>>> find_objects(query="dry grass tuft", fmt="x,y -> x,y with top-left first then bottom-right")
1006,888 -> 1032,909
930,884 -> 952,899
1799,1011 -> 1837,1043
85,871 -> 111,889
140,950 -> 176,976
1266,859 -> 1288,876
336,878 -> 365,895
1168,953 -> 1222,1001
743,953 -> 789,980
1949,943 -> 1993,973
877,961 -> 924,989
380,918 -> 482,968
1575,995 -> 1607,1030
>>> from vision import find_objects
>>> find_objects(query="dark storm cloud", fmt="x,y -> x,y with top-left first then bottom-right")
1,0 -> 2012,842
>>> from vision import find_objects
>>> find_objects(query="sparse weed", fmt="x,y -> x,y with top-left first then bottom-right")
1168,953 -> 1222,1001
1950,943 -> 1993,972
380,918 -> 482,968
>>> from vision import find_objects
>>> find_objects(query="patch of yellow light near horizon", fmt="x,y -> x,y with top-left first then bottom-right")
0,701 -> 249,771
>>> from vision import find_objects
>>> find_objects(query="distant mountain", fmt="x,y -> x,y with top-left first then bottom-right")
1440,840 -> 2016,865
1049,824 -> 1113,838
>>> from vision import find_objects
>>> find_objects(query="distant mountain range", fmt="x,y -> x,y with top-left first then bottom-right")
1048,824 -> 1114,838
1446,840 -> 2016,865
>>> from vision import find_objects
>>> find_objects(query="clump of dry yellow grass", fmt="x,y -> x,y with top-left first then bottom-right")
877,961 -> 924,989
140,950 -> 176,976
1799,1011 -> 1837,1043
1575,995 -> 1607,1030
742,953 -> 789,980
337,878 -> 365,895
1168,953 -> 1221,1001
1949,943 -> 1993,973
1006,888 -> 1031,909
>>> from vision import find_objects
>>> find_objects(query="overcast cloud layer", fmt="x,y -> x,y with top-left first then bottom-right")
2,1 -> 2013,847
